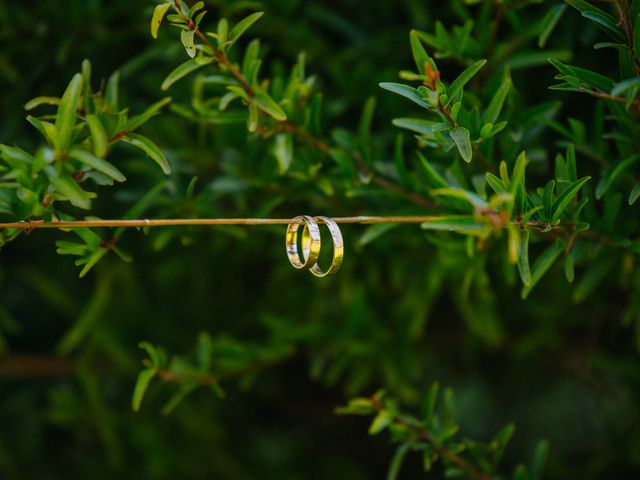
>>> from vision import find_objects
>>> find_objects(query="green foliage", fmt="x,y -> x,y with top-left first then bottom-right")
1,0 -> 640,479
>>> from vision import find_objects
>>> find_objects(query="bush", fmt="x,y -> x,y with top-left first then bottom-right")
1,0 -> 639,478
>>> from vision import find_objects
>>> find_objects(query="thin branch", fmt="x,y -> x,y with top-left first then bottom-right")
0,216 -> 443,230
370,396 -> 492,480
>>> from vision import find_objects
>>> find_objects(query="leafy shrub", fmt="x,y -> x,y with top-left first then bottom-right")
0,0 -> 639,478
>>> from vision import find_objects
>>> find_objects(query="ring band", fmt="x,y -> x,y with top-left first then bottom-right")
309,216 -> 344,277
285,215 -> 321,269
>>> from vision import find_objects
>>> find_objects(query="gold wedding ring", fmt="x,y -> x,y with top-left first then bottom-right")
309,216 -> 344,277
285,215 -> 321,269
286,215 -> 344,277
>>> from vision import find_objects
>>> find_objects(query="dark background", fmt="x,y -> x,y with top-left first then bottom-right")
1,0 -> 639,478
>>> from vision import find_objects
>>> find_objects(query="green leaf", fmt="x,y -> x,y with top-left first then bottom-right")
69,148 -> 125,182
162,57 -> 214,91
369,411 -> 393,435
387,443 -> 411,480
132,367 -> 157,412
521,240 -> 566,299
358,224 -> 399,247
253,91 -> 287,121
529,440 -> 549,480
85,114 -> 108,158
596,155 -> 639,199
486,173 -> 507,193
123,97 -> 172,132
417,152 -> 448,189
273,133 -> 293,173
410,29 -> 437,75
54,73 -> 82,152
421,215 -> 488,236
229,12 -> 264,48
422,382 -> 439,423
431,187 -> 488,208
445,59 -> 487,105
162,382 -> 199,415
564,0 -> 610,17
518,229 -> 532,286
379,83 -> 432,110
24,96 -> 60,111
539,4 -> 568,48
581,11 -> 625,42
49,175 -> 93,210
181,29 -> 196,58
122,133 -> 171,174
151,2 -> 172,39
106,71 -> 120,112
611,77 -> 640,96
78,248 -> 109,278
565,253 -> 575,283
449,127 -> 472,163
551,176 -> 591,222
542,180 -> 556,220
629,183 -> 640,205
482,77 -> 512,125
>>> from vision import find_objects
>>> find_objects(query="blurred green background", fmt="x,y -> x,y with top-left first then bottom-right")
1,0 -> 639,478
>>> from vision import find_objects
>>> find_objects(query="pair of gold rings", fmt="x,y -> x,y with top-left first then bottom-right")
285,216 -> 344,277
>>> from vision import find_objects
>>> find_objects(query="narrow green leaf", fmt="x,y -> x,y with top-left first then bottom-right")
387,443 -> 411,480
449,127 -> 472,162
106,71 -> 120,112
542,180 -> 556,220
253,91 -> 287,121
369,411 -> 393,435
162,57 -> 214,91
49,175 -> 93,210
379,82 -> 432,110
27,116 -> 57,144
69,148 -> 125,182
358,97 -> 377,145
482,77 -> 512,125
181,29 -> 196,58
421,216 -> 488,236
358,224 -> 399,247
273,132 -> 293,173
229,12 -> 264,48
417,152 -> 448,189
422,382 -> 439,423
611,77 -> 640,96
581,11 -> 625,42
596,155 -> 639,199
24,96 -> 60,111
486,173 -> 508,193
445,59 -> 487,105
529,440 -> 549,480
162,382 -> 199,415
565,253 -> 575,283
54,73 -> 82,152
151,2 -> 172,39
410,29 -> 436,75
132,367 -> 157,411
521,240 -> 566,299
629,182 -> 640,205
551,176 -> 591,222
78,248 -> 109,278
564,0 -> 614,19
122,133 -> 171,174
539,4 -> 568,48
518,229 -> 532,286
85,114 -> 108,158
123,97 -> 172,132
392,118 -> 437,134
